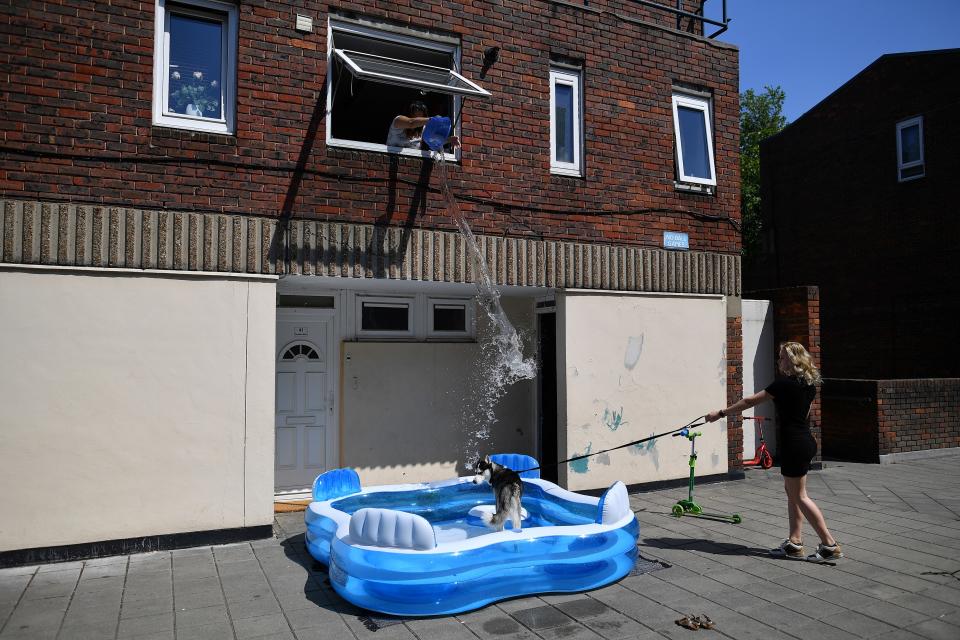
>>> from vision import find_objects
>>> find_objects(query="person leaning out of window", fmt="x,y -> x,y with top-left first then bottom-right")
386,101 -> 460,150
705,341 -> 843,563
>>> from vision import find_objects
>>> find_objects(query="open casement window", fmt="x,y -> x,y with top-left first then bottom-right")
550,67 -> 583,176
671,92 -> 717,187
152,0 -> 238,134
327,21 -> 490,158
896,116 -> 925,182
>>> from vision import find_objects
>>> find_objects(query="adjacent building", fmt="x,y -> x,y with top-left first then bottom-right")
747,49 -> 960,462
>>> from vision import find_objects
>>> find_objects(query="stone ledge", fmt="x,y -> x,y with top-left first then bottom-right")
879,447 -> 960,465
1,198 -> 740,295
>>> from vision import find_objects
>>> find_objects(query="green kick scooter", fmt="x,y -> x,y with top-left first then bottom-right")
671,428 -> 742,524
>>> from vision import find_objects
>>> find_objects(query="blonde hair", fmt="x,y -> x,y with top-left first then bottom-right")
780,341 -> 822,386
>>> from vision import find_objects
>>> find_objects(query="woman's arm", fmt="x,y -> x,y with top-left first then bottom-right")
393,115 -> 430,130
705,390 -> 770,422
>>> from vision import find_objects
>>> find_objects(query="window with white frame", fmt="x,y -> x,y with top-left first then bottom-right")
152,0 -> 238,134
671,92 -> 716,186
428,299 -> 473,337
353,294 -> 474,340
550,67 -> 583,176
896,116 -> 925,182
327,20 -> 490,158
357,297 -> 414,338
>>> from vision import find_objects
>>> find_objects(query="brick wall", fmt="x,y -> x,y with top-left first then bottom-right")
820,379 -> 879,462
748,50 -> 960,378
823,378 -> 960,461
0,0 -> 740,254
726,315 -> 743,474
746,286 -> 822,466
878,379 -> 960,455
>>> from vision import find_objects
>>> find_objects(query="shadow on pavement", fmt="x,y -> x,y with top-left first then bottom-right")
641,537 -> 769,557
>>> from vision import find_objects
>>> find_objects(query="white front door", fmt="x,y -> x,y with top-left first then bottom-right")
275,310 -> 337,494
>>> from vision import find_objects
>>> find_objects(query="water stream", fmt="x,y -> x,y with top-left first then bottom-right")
434,154 -> 537,467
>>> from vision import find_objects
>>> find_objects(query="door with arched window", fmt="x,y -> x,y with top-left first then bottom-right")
275,309 -> 336,494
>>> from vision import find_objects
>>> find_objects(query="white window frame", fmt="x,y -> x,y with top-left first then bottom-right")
326,20 -> 468,161
549,67 -> 583,176
427,298 -> 474,339
332,49 -> 490,98
356,296 -> 415,339
896,116 -> 925,182
671,92 -> 716,186
152,0 -> 238,134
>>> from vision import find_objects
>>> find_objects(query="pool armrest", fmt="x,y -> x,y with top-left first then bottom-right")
490,453 -> 540,479
349,508 -> 437,550
312,468 -> 362,502
596,481 -> 630,524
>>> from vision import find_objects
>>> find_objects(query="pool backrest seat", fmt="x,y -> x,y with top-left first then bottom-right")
595,481 -> 630,524
490,453 -> 540,479
349,508 -> 437,550
312,468 -> 361,502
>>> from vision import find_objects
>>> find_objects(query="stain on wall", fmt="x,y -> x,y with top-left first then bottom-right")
602,406 -> 627,431
569,443 -> 592,473
628,433 -> 661,470
624,335 -> 644,370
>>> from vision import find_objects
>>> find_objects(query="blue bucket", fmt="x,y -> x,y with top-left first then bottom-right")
422,116 -> 451,151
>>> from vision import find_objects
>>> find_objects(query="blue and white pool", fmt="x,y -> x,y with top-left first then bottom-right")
304,460 -> 639,616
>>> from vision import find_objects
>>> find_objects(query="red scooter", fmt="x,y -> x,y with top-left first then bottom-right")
743,416 -> 774,469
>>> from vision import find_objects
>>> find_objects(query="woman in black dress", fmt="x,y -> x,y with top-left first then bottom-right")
706,342 -> 842,563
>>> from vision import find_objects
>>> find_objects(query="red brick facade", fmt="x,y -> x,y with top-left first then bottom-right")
726,315 -> 743,473
0,0 -> 739,253
746,50 -> 960,379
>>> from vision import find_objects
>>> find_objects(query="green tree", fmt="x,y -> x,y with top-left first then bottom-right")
740,86 -> 787,260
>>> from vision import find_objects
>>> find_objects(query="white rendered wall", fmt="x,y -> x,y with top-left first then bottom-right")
742,299 -> 777,456
557,291 -> 727,491
0,267 -> 276,552
341,298 -> 536,485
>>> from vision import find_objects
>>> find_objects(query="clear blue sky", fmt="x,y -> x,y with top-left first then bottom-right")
705,0 -> 960,122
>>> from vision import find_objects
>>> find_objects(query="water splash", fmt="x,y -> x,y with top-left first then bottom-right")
435,154 -> 537,467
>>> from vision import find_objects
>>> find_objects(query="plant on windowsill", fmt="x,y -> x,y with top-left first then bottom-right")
169,70 -> 220,118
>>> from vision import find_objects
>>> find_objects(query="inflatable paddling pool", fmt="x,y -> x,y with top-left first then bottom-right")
304,454 -> 639,616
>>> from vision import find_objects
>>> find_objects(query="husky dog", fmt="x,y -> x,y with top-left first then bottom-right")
472,455 -> 523,531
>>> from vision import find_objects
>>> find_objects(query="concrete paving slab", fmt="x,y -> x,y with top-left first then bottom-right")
3,456 -> 960,639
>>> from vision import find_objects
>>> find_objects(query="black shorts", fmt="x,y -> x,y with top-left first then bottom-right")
779,432 -> 817,478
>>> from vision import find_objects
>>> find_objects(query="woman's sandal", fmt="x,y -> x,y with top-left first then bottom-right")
695,614 -> 716,630
675,615 -> 700,630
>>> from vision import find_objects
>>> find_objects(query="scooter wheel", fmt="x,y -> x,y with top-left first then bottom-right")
760,452 -> 774,469
731,514 -> 742,524
672,504 -> 683,517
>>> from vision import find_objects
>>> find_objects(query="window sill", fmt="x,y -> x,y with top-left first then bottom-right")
328,138 -> 458,163
152,114 -> 234,136
674,181 -> 715,196
151,122 -> 236,140
897,174 -> 925,183
550,167 -> 584,178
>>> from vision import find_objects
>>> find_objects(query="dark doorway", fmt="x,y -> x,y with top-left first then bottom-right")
537,312 -> 558,483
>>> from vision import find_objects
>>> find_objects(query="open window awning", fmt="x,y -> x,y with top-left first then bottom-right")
333,49 -> 491,99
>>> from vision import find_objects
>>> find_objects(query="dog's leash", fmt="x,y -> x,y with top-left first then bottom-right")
513,415 -> 709,474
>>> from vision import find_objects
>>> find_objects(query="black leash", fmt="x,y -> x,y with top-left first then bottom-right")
514,415 -> 708,474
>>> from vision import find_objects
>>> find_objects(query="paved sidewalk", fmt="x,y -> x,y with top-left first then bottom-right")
3,455 -> 960,640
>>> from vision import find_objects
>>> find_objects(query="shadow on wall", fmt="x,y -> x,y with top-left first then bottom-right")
278,74 -> 434,277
